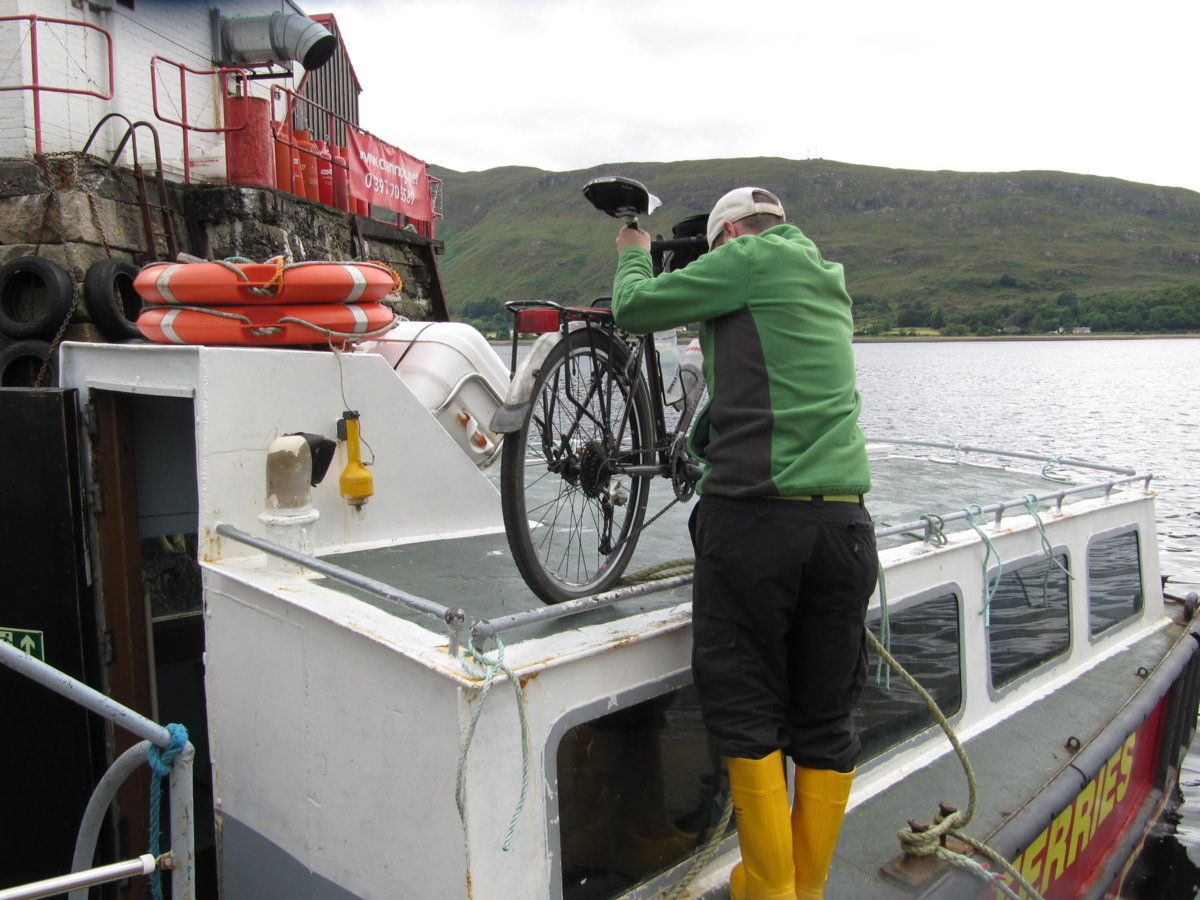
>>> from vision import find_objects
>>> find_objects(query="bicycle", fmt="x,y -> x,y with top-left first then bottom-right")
493,177 -> 709,604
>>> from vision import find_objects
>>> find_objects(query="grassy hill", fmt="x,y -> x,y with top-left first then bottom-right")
430,158 -> 1200,333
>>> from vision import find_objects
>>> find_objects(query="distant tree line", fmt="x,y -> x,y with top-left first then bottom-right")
853,284 -> 1200,335
455,284 -> 1200,339
454,296 -> 511,340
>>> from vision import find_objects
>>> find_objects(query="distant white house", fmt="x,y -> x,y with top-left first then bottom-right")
1072,326 -> 1093,334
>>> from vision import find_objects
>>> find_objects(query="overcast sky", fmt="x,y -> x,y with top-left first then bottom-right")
313,0 -> 1199,193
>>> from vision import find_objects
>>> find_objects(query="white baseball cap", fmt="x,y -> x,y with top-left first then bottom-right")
706,187 -> 786,248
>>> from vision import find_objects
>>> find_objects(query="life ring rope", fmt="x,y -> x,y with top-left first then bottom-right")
277,313 -> 400,340
137,256 -> 403,305
143,303 -> 253,323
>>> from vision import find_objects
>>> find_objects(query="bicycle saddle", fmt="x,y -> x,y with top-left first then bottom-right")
583,176 -> 661,219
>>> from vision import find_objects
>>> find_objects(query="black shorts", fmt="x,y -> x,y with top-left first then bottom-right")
688,494 -> 878,771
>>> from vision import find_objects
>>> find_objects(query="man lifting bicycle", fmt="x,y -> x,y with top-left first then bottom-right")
611,187 -> 877,900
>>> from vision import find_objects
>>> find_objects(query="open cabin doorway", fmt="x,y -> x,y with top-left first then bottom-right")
89,388 -> 215,897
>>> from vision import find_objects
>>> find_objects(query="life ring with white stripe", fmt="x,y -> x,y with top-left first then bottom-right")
133,258 -> 402,306
136,302 -> 397,347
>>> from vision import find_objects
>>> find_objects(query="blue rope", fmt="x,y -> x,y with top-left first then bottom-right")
965,505 -> 1003,627
146,722 -> 189,900
456,636 -> 531,852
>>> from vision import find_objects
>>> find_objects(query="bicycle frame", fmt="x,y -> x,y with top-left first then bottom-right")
494,206 -> 707,602
503,300 -> 677,478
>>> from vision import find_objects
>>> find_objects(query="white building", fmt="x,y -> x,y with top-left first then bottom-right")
0,0 -> 324,179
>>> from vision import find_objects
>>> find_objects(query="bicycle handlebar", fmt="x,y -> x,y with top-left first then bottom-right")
650,236 -> 706,253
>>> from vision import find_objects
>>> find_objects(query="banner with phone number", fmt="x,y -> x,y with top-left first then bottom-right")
346,126 -> 433,221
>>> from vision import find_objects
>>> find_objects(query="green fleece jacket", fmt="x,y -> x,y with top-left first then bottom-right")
612,223 -> 870,498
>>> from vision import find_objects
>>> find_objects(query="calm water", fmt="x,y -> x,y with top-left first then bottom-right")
501,336 -> 1200,890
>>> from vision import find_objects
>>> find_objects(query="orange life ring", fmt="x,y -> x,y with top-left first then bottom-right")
136,302 -> 396,347
134,259 -> 402,306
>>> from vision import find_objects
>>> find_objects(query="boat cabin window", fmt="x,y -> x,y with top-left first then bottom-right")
1087,530 -> 1143,636
857,592 -> 962,760
988,552 -> 1071,688
555,684 -> 731,897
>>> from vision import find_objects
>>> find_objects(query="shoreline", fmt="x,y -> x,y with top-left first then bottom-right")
489,332 -> 1198,346
851,332 -> 1199,343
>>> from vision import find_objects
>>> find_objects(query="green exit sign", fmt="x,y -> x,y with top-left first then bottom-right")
0,627 -> 45,662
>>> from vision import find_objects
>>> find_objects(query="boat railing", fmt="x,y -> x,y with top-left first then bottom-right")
874,437 -> 1138,477
215,440 -> 1154,656
876,471 -> 1154,542
0,640 -> 195,900
214,523 -> 692,654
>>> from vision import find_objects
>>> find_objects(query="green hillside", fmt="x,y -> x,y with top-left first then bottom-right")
430,158 -> 1200,334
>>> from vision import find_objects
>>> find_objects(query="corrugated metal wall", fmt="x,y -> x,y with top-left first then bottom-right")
292,15 -> 359,146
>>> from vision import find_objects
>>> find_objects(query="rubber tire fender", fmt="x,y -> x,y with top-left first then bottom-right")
0,339 -> 56,387
0,256 -> 74,339
84,258 -> 144,341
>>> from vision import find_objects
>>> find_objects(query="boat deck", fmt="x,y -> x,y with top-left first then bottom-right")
830,616 -> 1181,898
320,455 -> 1086,640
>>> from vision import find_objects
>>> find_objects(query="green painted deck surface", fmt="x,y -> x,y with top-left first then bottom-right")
321,457 -> 1084,638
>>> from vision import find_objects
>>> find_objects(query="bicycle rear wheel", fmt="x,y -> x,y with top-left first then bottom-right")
501,327 -> 653,604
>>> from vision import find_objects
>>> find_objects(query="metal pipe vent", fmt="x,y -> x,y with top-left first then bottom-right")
214,11 -> 337,71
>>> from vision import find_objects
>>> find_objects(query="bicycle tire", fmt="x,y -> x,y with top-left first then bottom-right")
501,327 -> 653,604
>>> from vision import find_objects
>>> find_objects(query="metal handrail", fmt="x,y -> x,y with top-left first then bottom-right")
269,83 -> 353,206
875,438 -> 1137,476
0,14 -> 115,154
80,113 -> 179,260
214,524 -> 689,652
270,83 -> 438,236
149,56 -> 250,183
215,449 -> 1157,653
216,522 -> 465,636
0,641 -> 194,900
0,855 -> 157,900
875,471 -> 1155,541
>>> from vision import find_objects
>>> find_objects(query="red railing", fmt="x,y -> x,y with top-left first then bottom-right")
269,83 -> 352,207
271,83 -> 440,238
150,56 -> 251,183
0,14 -> 114,154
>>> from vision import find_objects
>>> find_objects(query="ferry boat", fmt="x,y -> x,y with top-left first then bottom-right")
3,331 -> 1194,900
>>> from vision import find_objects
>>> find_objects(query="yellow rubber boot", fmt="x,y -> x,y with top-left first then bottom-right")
726,752 -> 797,900
791,767 -> 854,899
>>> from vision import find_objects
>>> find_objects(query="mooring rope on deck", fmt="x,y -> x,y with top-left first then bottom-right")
620,557 -> 696,585
869,629 -> 1043,900
663,791 -> 736,900
456,636 -> 531,853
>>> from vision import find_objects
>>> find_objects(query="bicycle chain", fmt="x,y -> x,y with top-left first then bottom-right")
626,496 -> 680,545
